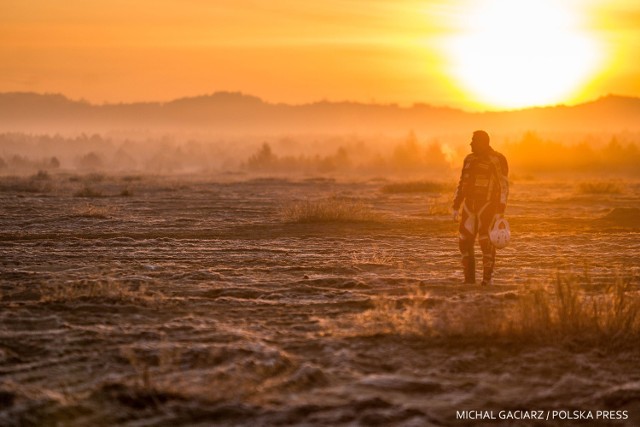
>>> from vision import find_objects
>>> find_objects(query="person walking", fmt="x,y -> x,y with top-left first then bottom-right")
452,130 -> 509,285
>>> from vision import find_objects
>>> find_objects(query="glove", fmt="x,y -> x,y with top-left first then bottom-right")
452,208 -> 460,222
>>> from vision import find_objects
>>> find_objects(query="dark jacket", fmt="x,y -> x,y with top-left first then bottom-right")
453,147 -> 509,213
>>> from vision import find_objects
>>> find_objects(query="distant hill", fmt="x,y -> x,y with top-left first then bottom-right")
0,92 -> 639,134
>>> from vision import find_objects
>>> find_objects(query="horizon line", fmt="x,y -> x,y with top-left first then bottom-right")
1,90 -> 635,114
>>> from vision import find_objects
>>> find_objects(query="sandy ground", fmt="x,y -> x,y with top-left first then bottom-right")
1,173 -> 639,426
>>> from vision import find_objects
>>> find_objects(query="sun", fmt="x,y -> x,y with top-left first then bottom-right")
445,0 -> 602,109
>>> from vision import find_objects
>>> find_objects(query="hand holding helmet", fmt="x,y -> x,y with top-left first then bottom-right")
490,216 -> 510,249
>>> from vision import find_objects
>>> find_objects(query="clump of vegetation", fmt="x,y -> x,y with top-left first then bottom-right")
330,274 -> 640,349
351,248 -> 397,267
343,289 -> 434,336
83,172 -> 106,183
512,274 -> 639,346
578,181 -> 624,195
40,281 -> 161,304
381,180 -> 451,194
120,187 -> 134,197
280,196 -> 382,223
0,175 -> 53,193
426,195 -> 452,215
31,170 -> 51,180
71,203 -> 115,218
74,186 -> 104,198
119,344 -> 184,392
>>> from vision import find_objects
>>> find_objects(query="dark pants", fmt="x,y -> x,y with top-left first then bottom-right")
458,199 -> 498,283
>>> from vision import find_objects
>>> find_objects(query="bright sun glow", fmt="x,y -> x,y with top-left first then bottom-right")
446,0 -> 603,109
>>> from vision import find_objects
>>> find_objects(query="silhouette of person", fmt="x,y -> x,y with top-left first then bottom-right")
452,130 -> 509,285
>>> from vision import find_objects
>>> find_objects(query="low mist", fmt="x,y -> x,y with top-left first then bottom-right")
1,130 -> 639,182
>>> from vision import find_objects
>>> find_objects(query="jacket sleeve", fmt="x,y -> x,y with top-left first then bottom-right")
453,155 -> 471,210
494,154 -> 509,213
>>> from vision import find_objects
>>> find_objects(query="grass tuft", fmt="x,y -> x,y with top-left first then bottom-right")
426,195 -> 452,215
350,289 -> 434,336
40,281 -> 161,304
74,186 -> 104,198
280,196 -> 382,223
71,203 -> 116,219
381,180 -> 450,194
578,181 -> 623,194
351,249 -> 396,266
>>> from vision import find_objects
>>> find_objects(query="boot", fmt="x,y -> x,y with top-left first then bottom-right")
481,263 -> 493,286
462,256 -> 476,284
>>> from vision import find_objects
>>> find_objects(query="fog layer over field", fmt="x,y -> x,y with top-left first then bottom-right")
2,130 -> 640,180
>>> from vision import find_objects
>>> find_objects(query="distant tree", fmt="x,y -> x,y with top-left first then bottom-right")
392,131 -> 422,169
77,152 -> 103,169
246,143 -> 277,171
425,141 -> 448,170
333,146 -> 350,169
10,155 -> 30,168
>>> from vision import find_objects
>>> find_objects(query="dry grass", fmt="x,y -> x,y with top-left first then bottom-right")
120,344 -> 183,391
348,289 -> 434,336
0,175 -> 53,193
350,248 -> 399,267
31,170 -> 51,180
329,274 -> 640,348
120,187 -> 134,197
71,203 -> 116,218
512,274 -> 640,345
280,196 -> 382,223
74,186 -> 104,198
578,181 -> 624,194
426,195 -> 452,215
40,281 -> 162,304
381,180 -> 450,194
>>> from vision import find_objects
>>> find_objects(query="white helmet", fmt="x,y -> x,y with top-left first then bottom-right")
490,217 -> 510,249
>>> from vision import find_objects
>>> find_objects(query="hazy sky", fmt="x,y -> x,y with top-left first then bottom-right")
1,0 -> 639,110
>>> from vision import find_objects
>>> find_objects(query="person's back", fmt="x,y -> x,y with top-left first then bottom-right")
452,131 -> 509,285
455,147 -> 508,212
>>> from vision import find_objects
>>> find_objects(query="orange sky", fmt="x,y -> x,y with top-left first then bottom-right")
1,0 -> 639,110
